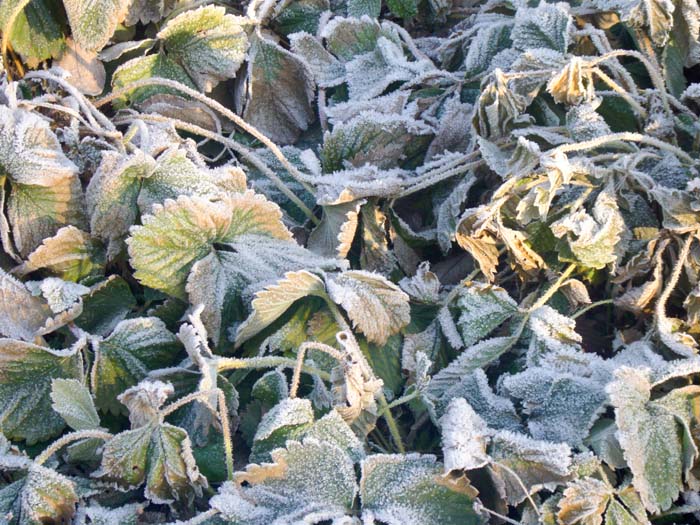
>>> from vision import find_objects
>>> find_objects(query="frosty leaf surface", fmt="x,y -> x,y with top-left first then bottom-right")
307,200 -> 364,258
7,465 -> 79,525
50,378 -> 100,431
212,439 -> 357,524
439,398 -> 491,471
0,268 -> 52,342
157,6 -> 249,92
236,271 -> 325,347
0,338 -> 82,444
92,317 -> 181,414
511,2 -> 572,53
243,33 -> 315,145
250,398 -> 314,462
62,0 -> 129,51
290,32 -> 346,88
327,270 -> 410,345
453,283 -> 517,347
360,453 -> 484,525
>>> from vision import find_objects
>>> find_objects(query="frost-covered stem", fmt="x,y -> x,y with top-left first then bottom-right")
475,504 -> 523,525
378,391 -> 419,416
161,389 -> 219,417
393,23 -> 431,62
593,50 -> 671,118
591,68 -> 647,118
35,430 -> 113,466
166,508 -> 220,525
114,114 -> 320,225
216,356 -> 331,381
552,132 -> 694,165
529,263 -> 576,312
23,71 -> 115,131
218,389 -> 234,481
655,234 -> 695,323
290,342 -> 345,398
324,299 -> 406,453
398,160 -> 483,198
493,461 -> 540,517
572,299 -> 614,319
318,89 -> 328,133
96,77 -> 314,189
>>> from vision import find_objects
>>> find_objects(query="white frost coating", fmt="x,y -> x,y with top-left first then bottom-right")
0,268 -> 52,341
454,282 -> 517,347
511,2 -> 573,53
118,379 -> 174,428
253,398 -> 314,442
50,378 -> 101,431
290,31 -> 346,88
399,262 -> 440,303
314,165 -> 407,205
527,305 -> 582,364
308,199 -> 365,259
29,277 -> 90,315
439,398 -> 492,472
327,270 -> 410,345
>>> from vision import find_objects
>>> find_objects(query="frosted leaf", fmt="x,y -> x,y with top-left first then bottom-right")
557,477 -> 612,525
489,430 -> 572,505
0,433 -> 31,470
119,379 -> 174,426
324,91 -> 409,124
0,0 -> 66,67
304,409 -> 366,463
321,112 -> 433,173
236,271 -> 325,347
138,148 -> 246,213
453,282 -> 517,347
308,200 -> 365,258
290,32 -> 346,88
551,189 -> 626,270
399,262 -> 440,303
243,33 -> 315,145
436,175 -> 476,254
345,38 -> 433,101
62,0 -> 129,51
54,38 -> 106,96
83,502 -> 144,525
314,166 -> 406,205
250,398 -> 315,462
511,2 -> 572,52
18,226 -> 104,282
74,275 -> 136,337
0,103 -> 77,187
29,278 -> 88,319
455,209 -> 500,281
546,57 -> 590,105
6,169 -> 86,259
96,419 -> 207,504
157,6 -> 249,92
426,98 -> 473,161
348,0 -> 381,17
91,317 -> 181,415
0,268 -> 52,342
321,16 -> 382,62
111,53 -> 195,108
464,19 -> 513,78
50,378 -> 100,431
439,398 -> 491,471
427,337 -> 518,399
527,306 -> 582,364
502,368 -> 607,446
0,338 -> 83,444
18,465 -> 79,524
606,367 -> 691,512
401,322 -> 440,378
359,453 -> 484,525
128,193 -> 290,298
86,150 -> 155,257
585,419 -> 626,469
605,486 -> 651,525
433,369 -> 522,431
359,203 -> 397,274
326,270 -> 410,345
187,236 -> 337,344
589,0 -> 674,46
213,439 -> 357,524
684,283 -> 700,326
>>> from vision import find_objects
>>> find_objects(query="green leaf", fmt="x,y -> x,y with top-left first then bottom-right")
62,0 -> 129,51
250,398 -> 315,463
464,20 -> 513,78
19,226 -> 105,282
452,282 -> 518,347
360,453 -> 485,525
607,367 -> 695,512
511,2 -> 572,52
0,0 -> 66,67
327,270 -> 411,345
95,382 -> 207,504
386,0 -> 418,18
74,276 -> 136,337
157,5 -> 250,92
273,0 -> 329,36
111,52 -> 196,108
348,0 -> 381,18
92,317 -> 181,415
50,378 -> 100,430
236,270 -> 326,347
0,338 -> 83,444
243,33 -> 315,145
212,438 -> 357,524
128,193 -> 290,299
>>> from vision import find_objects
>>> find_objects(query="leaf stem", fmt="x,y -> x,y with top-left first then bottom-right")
35,430 -> 112,466
528,263 -> 577,312
216,356 -> 331,381
217,389 -> 234,481
571,299 -> 614,319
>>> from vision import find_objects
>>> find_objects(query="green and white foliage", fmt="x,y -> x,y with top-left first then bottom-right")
3,0 -> 700,521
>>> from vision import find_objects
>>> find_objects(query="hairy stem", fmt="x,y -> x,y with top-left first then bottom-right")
35,430 -> 113,466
